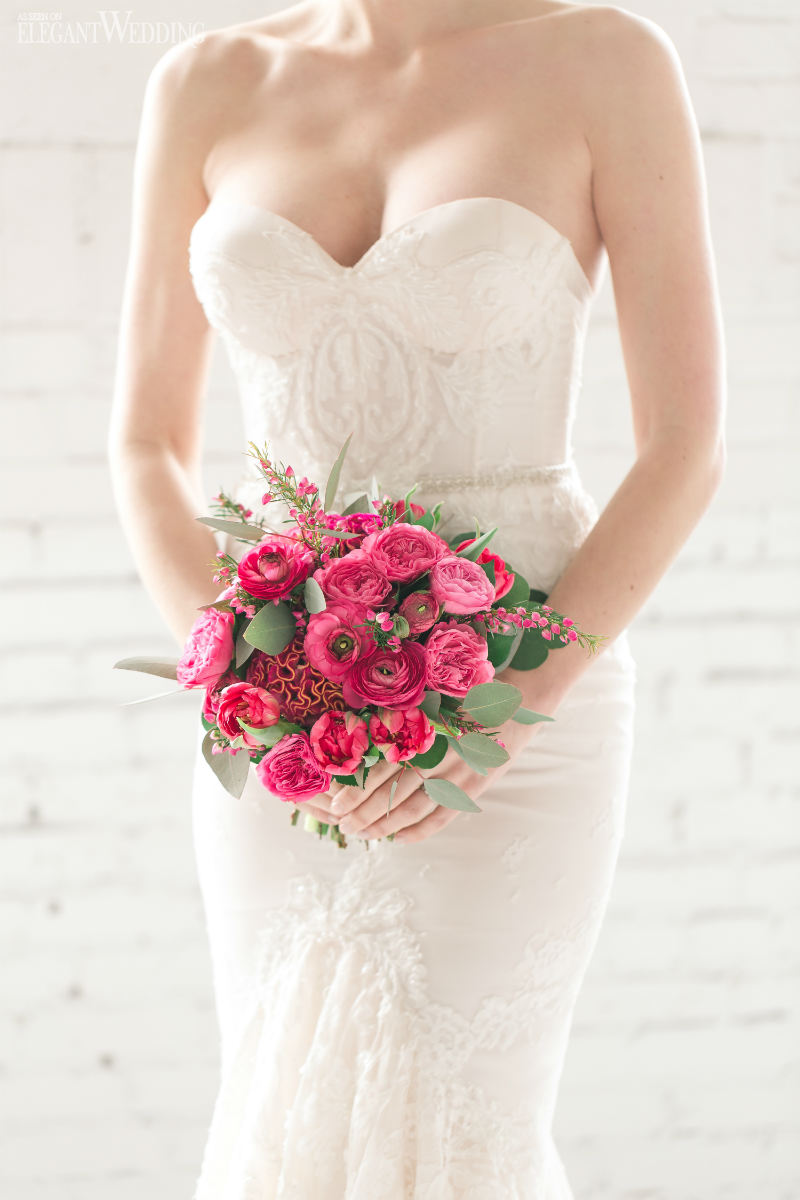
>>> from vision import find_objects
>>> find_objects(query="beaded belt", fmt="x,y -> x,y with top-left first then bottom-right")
409,460 -> 577,492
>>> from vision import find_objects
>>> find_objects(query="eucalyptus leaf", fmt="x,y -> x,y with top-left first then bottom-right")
239,719 -> 301,747
362,752 -> 380,768
354,762 -> 366,789
499,569 -> 530,607
422,777 -> 482,813
511,707 -> 555,725
113,656 -> 179,681
324,431 -> 354,512
486,629 -> 522,670
342,492 -> 372,515
456,526 -> 499,561
386,774 -> 401,819
243,602 -> 296,654
196,516 -> 265,542
479,559 -> 496,587
392,614 -> 410,638
407,734 -> 449,770
508,632 -> 550,671
460,680 -> 523,725
304,575 -> 327,613
201,730 -> 251,798
197,598 -> 233,613
235,627 -> 256,669
317,527 -> 360,539
452,731 -> 510,774
419,690 -> 442,721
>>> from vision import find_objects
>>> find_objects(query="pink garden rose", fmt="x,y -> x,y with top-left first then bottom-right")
454,539 -> 516,601
397,590 -> 440,635
342,640 -> 428,709
177,605 -> 235,688
255,731 -> 333,803
309,710 -> 370,774
313,549 -> 394,608
216,681 -> 282,749
424,619 -> 495,698
360,523 -> 450,583
368,706 -> 436,764
304,601 -> 372,681
237,534 -> 315,601
202,668 -> 240,722
428,555 -> 497,615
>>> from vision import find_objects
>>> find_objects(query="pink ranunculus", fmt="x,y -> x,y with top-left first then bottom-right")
397,590 -> 440,635
424,619 -> 495,698
359,522 -> 451,583
237,534 -> 315,601
309,710 -> 370,774
216,682 -> 282,749
202,669 -> 240,722
313,548 -> 394,608
342,640 -> 428,710
428,554 -> 497,615
303,601 -> 372,681
177,605 -> 235,688
255,732 -> 333,804
368,706 -> 436,764
455,539 -> 516,601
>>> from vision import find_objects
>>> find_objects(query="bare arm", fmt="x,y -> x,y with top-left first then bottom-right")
499,8 -> 727,713
108,36 -> 227,647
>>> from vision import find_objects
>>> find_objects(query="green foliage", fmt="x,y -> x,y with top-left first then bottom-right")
242,601 -> 297,654
511,707 -> 554,725
201,731 -> 251,798
508,631 -> 549,670
419,690 -> 442,720
304,576 -> 327,613
341,492 -> 372,515
408,734 -> 450,770
195,516 -> 265,542
113,656 -> 178,681
456,526 -> 498,560
422,777 -> 482,813
324,432 -> 354,512
239,718 -> 302,747
451,731 -> 510,775
498,569 -> 530,607
459,680 -> 523,725
486,628 -> 524,671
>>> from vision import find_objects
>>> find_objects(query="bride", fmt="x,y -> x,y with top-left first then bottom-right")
108,1 -> 726,1195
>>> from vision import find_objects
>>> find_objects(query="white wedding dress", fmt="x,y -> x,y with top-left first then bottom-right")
187,194 -> 637,1199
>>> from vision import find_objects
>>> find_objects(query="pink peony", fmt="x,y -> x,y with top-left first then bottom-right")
237,534 -> 315,601
309,710 -> 370,774
255,732 -> 333,803
304,601 -> 372,681
342,640 -> 427,709
202,668 -> 240,722
428,555 -> 497,615
424,619 -> 495,698
360,523 -> 450,583
398,590 -> 440,635
368,706 -> 436,764
216,681 -> 282,749
177,606 -> 235,688
454,539 -> 516,601
313,548 -> 394,608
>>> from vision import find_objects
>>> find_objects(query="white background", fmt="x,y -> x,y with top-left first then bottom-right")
1,1 -> 798,1196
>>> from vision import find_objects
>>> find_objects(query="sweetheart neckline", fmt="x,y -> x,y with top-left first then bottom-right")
191,193 -> 595,295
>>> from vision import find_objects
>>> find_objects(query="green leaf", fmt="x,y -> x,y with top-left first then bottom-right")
479,559 -> 496,587
113,656 -> 179,681
342,492 -> 372,515
511,707 -> 555,725
392,614 -> 410,638
332,772 -> 358,786
422,777 -> 482,813
407,734 -> 449,770
201,730 -> 251,798
304,575 -> 327,613
456,526 -> 499,561
235,626 -> 256,669
239,719 -> 302,747
397,481 -> 420,521
196,516 -> 265,542
324,431 -> 354,512
508,632 -> 550,671
448,530 -> 476,551
419,690 -> 441,721
498,569 -> 530,608
197,598 -> 234,613
529,587 -> 548,603
354,761 -> 366,789
243,602 -> 296,654
386,774 -> 401,819
486,628 -> 523,671
452,731 -> 510,774
460,680 -> 523,725
362,752 -> 380,767
410,510 -> 435,530
317,527 -> 360,539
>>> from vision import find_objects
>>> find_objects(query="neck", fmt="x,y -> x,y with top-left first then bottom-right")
308,0 -> 489,57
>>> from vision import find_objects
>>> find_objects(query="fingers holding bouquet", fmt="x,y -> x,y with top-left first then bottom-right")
114,434 -> 605,849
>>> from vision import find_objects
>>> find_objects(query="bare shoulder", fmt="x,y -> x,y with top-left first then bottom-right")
565,4 -> 685,86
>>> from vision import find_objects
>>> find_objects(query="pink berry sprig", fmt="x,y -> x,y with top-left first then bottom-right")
209,489 -> 261,527
246,441 -> 329,557
474,604 -> 605,653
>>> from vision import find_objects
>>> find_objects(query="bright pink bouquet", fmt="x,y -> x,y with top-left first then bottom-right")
115,435 -> 604,848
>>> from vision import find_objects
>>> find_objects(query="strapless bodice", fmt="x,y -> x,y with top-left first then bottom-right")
187,194 -> 603,591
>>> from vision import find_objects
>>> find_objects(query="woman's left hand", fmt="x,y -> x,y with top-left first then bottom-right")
316,716 -> 545,845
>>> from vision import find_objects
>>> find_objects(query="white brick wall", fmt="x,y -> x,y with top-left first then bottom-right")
1,2 -> 797,1197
